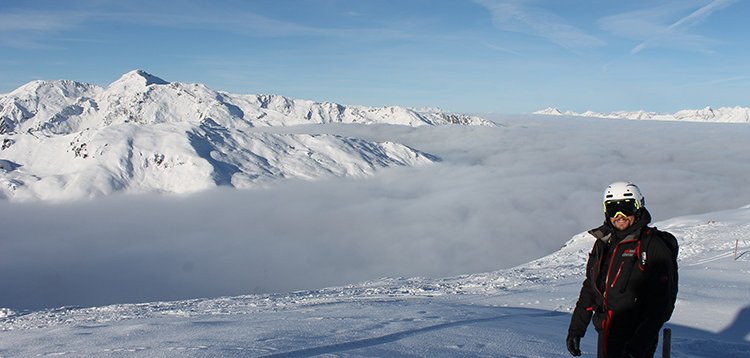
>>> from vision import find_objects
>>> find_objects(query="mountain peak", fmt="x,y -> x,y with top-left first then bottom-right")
110,69 -> 168,88
533,107 -> 562,115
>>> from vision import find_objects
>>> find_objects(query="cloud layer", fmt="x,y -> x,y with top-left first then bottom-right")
2,116 -> 750,310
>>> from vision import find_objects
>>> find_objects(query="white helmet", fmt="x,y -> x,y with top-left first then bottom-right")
603,181 -> 645,207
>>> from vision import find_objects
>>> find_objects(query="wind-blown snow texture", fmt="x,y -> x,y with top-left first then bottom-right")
0,70 -> 489,201
1,205 -> 748,357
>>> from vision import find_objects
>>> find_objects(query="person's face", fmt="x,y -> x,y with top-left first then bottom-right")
610,213 -> 635,231
604,199 -> 638,231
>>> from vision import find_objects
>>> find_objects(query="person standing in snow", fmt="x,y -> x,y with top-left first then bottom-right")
566,182 -> 678,358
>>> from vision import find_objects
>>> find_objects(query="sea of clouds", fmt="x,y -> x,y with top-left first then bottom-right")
2,115 -> 749,310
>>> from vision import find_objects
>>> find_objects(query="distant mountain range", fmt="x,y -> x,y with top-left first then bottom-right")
534,106 -> 750,123
1,69 -> 492,135
0,70 -> 492,201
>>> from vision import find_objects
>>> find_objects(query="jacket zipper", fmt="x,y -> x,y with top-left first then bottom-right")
609,261 -> 624,288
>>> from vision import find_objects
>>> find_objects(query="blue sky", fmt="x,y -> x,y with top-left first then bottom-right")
1,0 -> 748,114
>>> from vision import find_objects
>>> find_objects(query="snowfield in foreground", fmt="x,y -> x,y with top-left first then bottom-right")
1,205 -> 748,357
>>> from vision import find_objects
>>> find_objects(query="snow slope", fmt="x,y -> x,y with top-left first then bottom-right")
0,70 -> 489,201
534,106 -> 750,123
0,123 -> 436,200
1,205 -> 747,357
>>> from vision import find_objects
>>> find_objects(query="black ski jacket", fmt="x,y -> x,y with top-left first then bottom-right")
568,209 -> 677,357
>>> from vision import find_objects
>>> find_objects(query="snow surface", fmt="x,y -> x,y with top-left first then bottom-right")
0,204 -> 748,357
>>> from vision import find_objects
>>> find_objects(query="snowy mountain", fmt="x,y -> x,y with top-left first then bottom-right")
1,204 -> 747,357
534,106 -> 750,123
0,69 -> 491,135
0,70 -> 491,201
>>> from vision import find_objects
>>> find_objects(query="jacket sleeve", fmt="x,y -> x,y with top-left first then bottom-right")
568,244 -> 598,337
627,237 -> 677,356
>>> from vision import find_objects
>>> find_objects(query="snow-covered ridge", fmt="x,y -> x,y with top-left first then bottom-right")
0,70 -> 492,201
0,69 -> 492,135
534,106 -> 750,123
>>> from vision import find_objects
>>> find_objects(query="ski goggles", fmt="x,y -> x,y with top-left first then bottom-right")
604,199 -> 640,218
